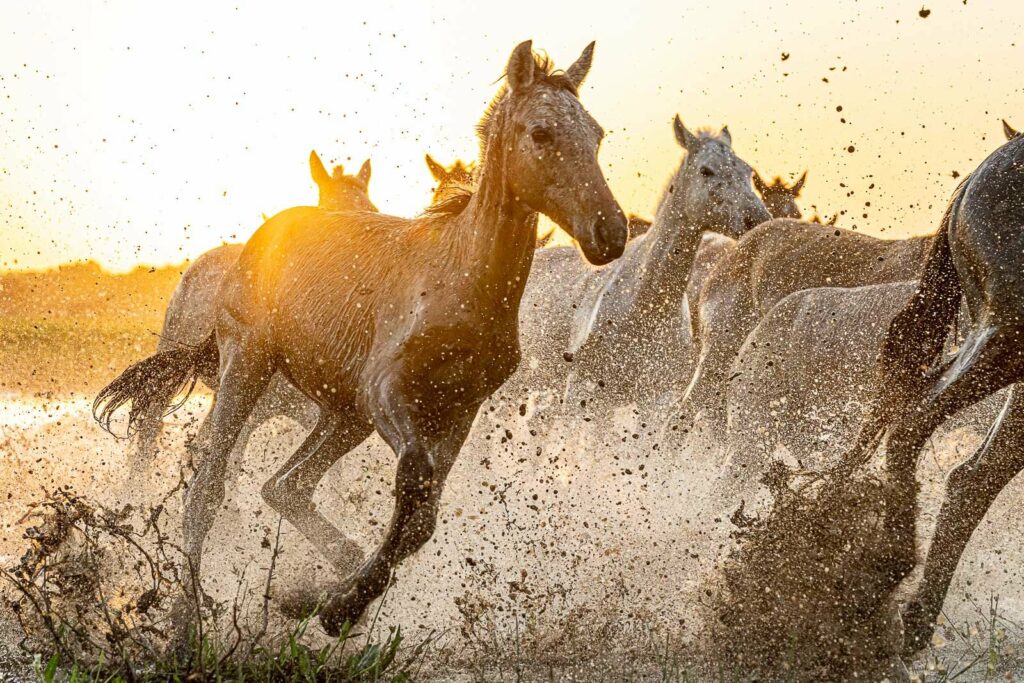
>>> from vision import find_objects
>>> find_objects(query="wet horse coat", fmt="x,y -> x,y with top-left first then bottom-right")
126,154 -> 377,484
515,122 -> 770,419
840,127 -> 1024,655
96,40 -> 627,636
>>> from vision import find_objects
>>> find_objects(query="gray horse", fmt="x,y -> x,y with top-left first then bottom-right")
684,220 -> 934,429
126,153 -> 375,486
726,281 -> 918,468
96,40 -> 627,636
513,119 -> 769,421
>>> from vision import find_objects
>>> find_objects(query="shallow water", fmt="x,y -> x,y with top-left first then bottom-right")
1,391 -> 1023,677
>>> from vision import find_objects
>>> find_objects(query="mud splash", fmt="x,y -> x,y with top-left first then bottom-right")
704,463 -> 910,680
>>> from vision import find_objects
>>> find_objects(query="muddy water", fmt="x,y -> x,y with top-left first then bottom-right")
2,391 -> 1023,661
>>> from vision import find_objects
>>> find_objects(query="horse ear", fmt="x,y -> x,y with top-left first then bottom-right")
309,150 -> 330,188
1003,119 -> 1019,141
357,159 -> 372,185
425,154 -> 448,182
791,171 -> 807,195
673,115 -> 699,151
752,170 -> 768,195
506,40 -> 535,92
566,41 -> 595,89
719,125 -> 732,146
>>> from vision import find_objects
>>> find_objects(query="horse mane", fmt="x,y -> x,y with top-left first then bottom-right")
430,50 -> 581,220
693,127 -> 729,143
423,187 -> 475,217
331,168 -> 369,192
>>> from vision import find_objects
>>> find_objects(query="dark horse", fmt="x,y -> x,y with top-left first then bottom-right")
126,152 -> 376,486
839,125 -> 1024,655
95,40 -> 627,635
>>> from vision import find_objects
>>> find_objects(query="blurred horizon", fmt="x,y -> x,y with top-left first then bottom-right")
1,0 -> 1022,273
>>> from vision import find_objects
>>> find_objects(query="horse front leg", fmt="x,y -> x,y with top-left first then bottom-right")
319,385 -> 476,636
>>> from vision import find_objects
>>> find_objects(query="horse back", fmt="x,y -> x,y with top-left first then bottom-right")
734,220 -> 933,314
159,243 -> 244,352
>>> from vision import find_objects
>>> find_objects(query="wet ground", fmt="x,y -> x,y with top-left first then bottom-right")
2,386 -> 1023,679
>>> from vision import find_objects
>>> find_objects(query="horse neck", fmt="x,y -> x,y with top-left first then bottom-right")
630,180 -> 707,306
450,167 -> 537,312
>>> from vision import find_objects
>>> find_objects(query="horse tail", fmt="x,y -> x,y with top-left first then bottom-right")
840,184 -> 965,470
879,223 -> 961,391
94,332 -> 218,437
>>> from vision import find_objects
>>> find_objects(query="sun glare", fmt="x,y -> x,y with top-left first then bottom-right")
1,1 -> 1022,271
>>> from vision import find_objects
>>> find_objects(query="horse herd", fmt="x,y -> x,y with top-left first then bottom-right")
93,41 -> 1024,659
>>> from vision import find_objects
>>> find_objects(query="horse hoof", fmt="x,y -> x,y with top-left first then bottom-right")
319,588 -> 366,637
900,599 -> 935,657
275,582 -> 334,621
163,598 -> 196,660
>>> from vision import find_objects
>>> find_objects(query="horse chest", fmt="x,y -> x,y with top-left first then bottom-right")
366,319 -> 520,405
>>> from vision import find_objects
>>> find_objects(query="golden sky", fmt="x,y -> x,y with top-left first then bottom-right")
0,0 -> 1022,272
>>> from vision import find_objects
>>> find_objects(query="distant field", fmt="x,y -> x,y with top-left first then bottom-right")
0,315 -> 159,395
0,260 -> 186,396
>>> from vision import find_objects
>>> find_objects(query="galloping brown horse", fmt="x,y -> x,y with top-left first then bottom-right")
95,40 -> 627,635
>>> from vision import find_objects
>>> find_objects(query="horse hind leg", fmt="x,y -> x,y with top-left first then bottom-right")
176,332 -> 273,630
887,324 -> 1019,481
902,383 -> 1024,655
879,325 -> 1022,619
261,409 -> 372,573
924,324 -> 998,403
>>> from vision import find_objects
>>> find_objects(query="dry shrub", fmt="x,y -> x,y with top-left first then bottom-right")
704,462 -> 913,681
2,487 -> 186,665
1,487 -> 432,680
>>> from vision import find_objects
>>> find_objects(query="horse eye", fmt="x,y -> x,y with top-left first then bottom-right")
700,166 -> 715,177
531,128 -> 553,145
